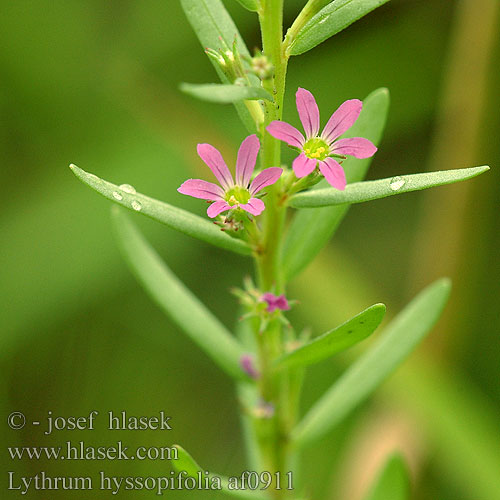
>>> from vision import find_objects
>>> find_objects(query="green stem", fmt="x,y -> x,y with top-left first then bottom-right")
258,0 -> 288,293
253,2 -> 299,499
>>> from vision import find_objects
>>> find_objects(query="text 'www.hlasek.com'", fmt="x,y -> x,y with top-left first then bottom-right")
6,410 -> 294,495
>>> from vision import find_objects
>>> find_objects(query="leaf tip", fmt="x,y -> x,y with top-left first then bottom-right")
428,277 -> 452,306
436,276 -> 452,292
69,163 -> 83,177
370,87 -> 390,105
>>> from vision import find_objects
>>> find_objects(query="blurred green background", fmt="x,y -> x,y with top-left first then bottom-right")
2,0 -> 499,498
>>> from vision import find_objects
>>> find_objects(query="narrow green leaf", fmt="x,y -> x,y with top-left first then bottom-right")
180,0 -> 251,56
180,0 -> 256,132
363,453 -> 411,500
293,278 -> 451,448
172,445 -> 268,499
111,208 -> 247,380
290,0 -> 392,56
70,164 -> 251,256
282,88 -> 389,281
290,166 -> 490,208
180,83 -> 272,103
274,303 -> 385,371
234,0 -> 259,12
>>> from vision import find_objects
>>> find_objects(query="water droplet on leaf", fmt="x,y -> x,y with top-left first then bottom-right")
390,176 -> 406,191
112,191 -> 123,201
318,15 -> 330,24
131,200 -> 142,211
119,184 -> 137,194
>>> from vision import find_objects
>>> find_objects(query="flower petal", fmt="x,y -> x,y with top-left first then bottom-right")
332,137 -> 377,158
240,198 -> 265,216
292,153 -> 317,178
249,167 -> 283,195
236,134 -> 260,187
177,179 -> 225,200
322,99 -> 362,143
267,121 -> 305,148
207,200 -> 231,218
319,158 -> 346,190
296,87 -> 320,139
197,143 -> 234,189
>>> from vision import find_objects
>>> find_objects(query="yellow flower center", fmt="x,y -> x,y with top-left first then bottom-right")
303,138 -> 330,161
225,186 -> 250,206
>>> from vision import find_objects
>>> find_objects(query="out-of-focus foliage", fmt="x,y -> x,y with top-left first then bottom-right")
2,1 -> 499,499
363,453 -> 410,500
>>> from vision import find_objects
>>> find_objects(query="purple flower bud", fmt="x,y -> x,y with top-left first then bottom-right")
261,292 -> 290,313
240,354 -> 259,379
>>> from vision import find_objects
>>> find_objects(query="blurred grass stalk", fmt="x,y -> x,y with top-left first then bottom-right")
293,244 -> 500,500
407,0 -> 499,352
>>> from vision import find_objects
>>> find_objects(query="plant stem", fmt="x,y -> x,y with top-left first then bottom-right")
253,2 -> 299,499
258,0 -> 288,293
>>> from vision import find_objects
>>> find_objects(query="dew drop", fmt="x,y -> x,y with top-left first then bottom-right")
131,200 -> 142,211
119,183 -> 137,194
318,15 -> 330,24
390,176 -> 406,191
112,191 -> 123,201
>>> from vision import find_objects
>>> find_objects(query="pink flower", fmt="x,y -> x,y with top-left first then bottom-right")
261,292 -> 290,313
178,135 -> 283,218
266,88 -> 377,190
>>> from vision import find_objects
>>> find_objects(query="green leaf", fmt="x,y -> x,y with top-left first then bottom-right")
180,83 -> 272,103
293,278 -> 451,448
363,453 -> 411,500
282,87 -> 389,281
172,445 -> 268,499
180,0 -> 251,56
290,0 -> 392,56
70,164 -> 251,256
234,0 -> 260,12
274,303 -> 385,371
172,445 -> 202,477
110,208 -> 247,380
180,0 -> 256,132
290,166 -> 490,208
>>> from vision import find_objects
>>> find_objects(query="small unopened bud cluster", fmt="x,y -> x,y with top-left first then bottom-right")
205,37 -> 248,83
205,39 -> 274,85
250,51 -> 274,81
